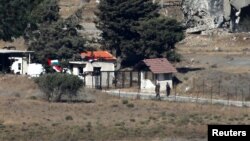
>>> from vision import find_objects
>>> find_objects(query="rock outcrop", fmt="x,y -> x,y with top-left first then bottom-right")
182,0 -> 250,33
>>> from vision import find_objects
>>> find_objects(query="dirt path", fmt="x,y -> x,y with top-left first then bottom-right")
105,90 -> 250,107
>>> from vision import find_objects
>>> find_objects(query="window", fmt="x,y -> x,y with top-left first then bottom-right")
18,63 -> 21,70
78,67 -> 83,74
164,73 -> 172,80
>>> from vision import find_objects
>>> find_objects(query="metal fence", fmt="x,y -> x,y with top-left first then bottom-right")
83,71 -> 141,90
175,78 -> 250,105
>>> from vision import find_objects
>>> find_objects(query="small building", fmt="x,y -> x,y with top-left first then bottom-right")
0,49 -> 33,74
69,51 -> 116,88
136,58 -> 177,92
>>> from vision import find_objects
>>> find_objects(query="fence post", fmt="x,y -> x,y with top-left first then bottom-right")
202,79 -> 205,97
122,72 -> 125,88
235,86 -> 237,101
218,79 -> 221,96
174,84 -> 177,101
193,78 -> 195,93
130,71 -> 133,87
100,72 -> 102,89
211,87 -> 213,104
115,71 -> 117,88
119,89 -> 120,98
138,72 -> 141,90
92,74 -> 94,89
84,75 -> 86,86
242,89 -> 244,107
196,86 -> 199,104
249,86 -> 250,99
227,88 -> 230,106
107,72 -> 110,89
138,72 -> 140,86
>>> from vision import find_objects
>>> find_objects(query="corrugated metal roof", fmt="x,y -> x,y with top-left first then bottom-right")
81,51 -> 116,61
143,58 -> 177,74
0,49 -> 34,54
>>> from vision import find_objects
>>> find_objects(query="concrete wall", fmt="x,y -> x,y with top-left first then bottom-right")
140,72 -> 155,92
71,61 -> 115,88
85,62 -> 115,88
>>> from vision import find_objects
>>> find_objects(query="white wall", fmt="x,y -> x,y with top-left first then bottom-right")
85,62 -> 115,87
71,61 -> 115,88
72,67 -> 80,75
140,72 -> 155,92
140,72 -> 173,93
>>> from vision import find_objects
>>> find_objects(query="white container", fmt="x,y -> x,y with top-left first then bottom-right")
27,63 -> 45,77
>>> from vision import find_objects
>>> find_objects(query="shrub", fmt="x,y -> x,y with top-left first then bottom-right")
29,96 -> 37,100
65,115 -> 73,121
130,118 -> 136,122
86,122 -> 92,131
122,99 -> 129,105
35,73 -> 83,102
127,103 -> 134,108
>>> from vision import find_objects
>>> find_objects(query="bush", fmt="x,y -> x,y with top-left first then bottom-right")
65,115 -> 73,121
122,99 -> 129,104
35,73 -> 83,102
127,103 -> 134,108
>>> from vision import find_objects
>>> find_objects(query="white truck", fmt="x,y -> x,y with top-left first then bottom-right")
10,57 -> 45,77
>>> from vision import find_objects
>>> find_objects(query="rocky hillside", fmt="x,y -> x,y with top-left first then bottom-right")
59,0 -> 101,49
182,0 -> 250,33
59,0 -> 184,49
1,0 -> 250,50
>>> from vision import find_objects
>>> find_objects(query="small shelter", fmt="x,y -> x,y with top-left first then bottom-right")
136,58 -> 177,92
0,49 -> 33,74
69,51 -> 116,88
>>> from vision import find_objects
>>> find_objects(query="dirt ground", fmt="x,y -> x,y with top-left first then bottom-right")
0,75 -> 250,141
174,32 -> 250,99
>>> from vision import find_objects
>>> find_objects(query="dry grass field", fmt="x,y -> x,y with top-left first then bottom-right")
0,75 -> 250,141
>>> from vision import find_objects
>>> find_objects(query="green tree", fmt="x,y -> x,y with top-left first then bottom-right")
26,8 -> 86,68
132,17 -> 184,63
0,0 -> 58,41
96,0 -> 183,67
35,73 -> 83,102
29,0 -> 60,24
